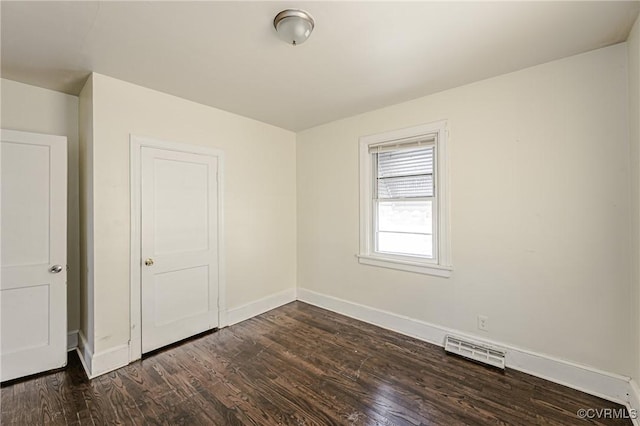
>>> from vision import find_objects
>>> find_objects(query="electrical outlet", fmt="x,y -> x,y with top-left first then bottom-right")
478,315 -> 489,331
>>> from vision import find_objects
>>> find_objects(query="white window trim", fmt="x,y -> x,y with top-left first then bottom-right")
358,120 -> 452,277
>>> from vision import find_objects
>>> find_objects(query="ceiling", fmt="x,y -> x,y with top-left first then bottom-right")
2,1 -> 639,132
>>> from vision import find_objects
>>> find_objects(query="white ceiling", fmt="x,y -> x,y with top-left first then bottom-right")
2,1 -> 639,131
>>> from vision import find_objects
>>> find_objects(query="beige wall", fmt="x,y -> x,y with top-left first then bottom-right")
78,75 -> 95,349
297,44 -> 633,376
87,73 -> 297,353
4,36 -> 637,380
1,78 -> 81,336
628,15 -> 640,384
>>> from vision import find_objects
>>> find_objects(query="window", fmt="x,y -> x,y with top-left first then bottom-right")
358,121 -> 451,277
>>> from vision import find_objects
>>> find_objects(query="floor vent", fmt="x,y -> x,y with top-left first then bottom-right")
444,335 -> 506,370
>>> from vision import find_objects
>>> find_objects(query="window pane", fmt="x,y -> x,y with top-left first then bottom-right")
377,232 -> 433,258
378,201 -> 432,234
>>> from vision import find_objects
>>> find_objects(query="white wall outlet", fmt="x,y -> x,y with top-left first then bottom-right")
478,315 -> 489,331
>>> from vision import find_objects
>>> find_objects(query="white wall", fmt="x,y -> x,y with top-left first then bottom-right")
1,79 -> 81,337
78,75 -> 95,353
297,44 -> 633,377
85,73 -> 297,355
628,15 -> 640,385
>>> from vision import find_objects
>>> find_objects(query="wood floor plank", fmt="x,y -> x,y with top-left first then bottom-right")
1,301 -> 633,425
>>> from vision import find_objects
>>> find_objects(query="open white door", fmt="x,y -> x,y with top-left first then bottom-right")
141,147 -> 219,353
1,129 -> 67,382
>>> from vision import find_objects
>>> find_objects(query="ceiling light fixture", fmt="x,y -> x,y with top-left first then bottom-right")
273,9 -> 314,46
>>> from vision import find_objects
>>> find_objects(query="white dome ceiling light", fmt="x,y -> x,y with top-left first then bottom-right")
273,9 -> 315,46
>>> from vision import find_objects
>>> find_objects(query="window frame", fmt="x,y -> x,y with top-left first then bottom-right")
372,141 -> 437,260
358,120 -> 452,277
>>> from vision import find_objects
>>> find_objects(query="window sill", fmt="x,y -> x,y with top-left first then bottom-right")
357,254 -> 452,277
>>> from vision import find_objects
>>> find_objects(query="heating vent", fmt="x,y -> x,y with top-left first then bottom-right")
444,335 -> 506,370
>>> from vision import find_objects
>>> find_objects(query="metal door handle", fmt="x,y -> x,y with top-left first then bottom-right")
144,258 -> 154,266
49,265 -> 63,273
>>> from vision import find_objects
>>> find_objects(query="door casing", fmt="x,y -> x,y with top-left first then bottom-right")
129,135 -> 225,362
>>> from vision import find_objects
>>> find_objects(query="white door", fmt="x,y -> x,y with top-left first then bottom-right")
1,129 -> 67,382
141,147 -> 219,353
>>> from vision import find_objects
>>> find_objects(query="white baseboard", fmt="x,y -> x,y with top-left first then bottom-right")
90,343 -> 129,378
70,284 -> 636,420
226,288 -> 296,326
76,331 -> 93,379
628,380 -> 640,426
73,288 -> 295,380
76,330 -> 129,379
297,288 -> 634,408
67,330 -> 79,351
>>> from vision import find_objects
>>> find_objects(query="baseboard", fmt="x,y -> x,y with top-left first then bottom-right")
70,284 -> 635,413
628,380 -> 640,425
90,343 -> 130,378
76,330 -> 129,379
297,288 -> 633,407
67,330 -> 79,351
76,331 -> 93,379
74,288 -> 294,379
227,288 -> 297,326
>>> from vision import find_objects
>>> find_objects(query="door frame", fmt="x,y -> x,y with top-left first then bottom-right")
129,135 -> 225,362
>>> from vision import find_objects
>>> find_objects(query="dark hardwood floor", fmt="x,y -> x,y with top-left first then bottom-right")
1,301 -> 633,425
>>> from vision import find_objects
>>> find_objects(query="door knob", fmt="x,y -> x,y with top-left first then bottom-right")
144,258 -> 154,266
49,265 -> 63,273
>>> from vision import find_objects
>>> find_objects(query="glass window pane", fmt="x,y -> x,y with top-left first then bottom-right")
377,232 -> 433,258
377,201 -> 432,234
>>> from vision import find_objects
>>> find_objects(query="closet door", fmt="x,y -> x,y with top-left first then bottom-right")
140,147 -> 219,353
1,129 -> 67,382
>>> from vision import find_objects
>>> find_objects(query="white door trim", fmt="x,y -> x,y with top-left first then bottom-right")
129,135 -> 225,362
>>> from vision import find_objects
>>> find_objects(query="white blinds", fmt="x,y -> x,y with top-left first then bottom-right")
376,146 -> 434,199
